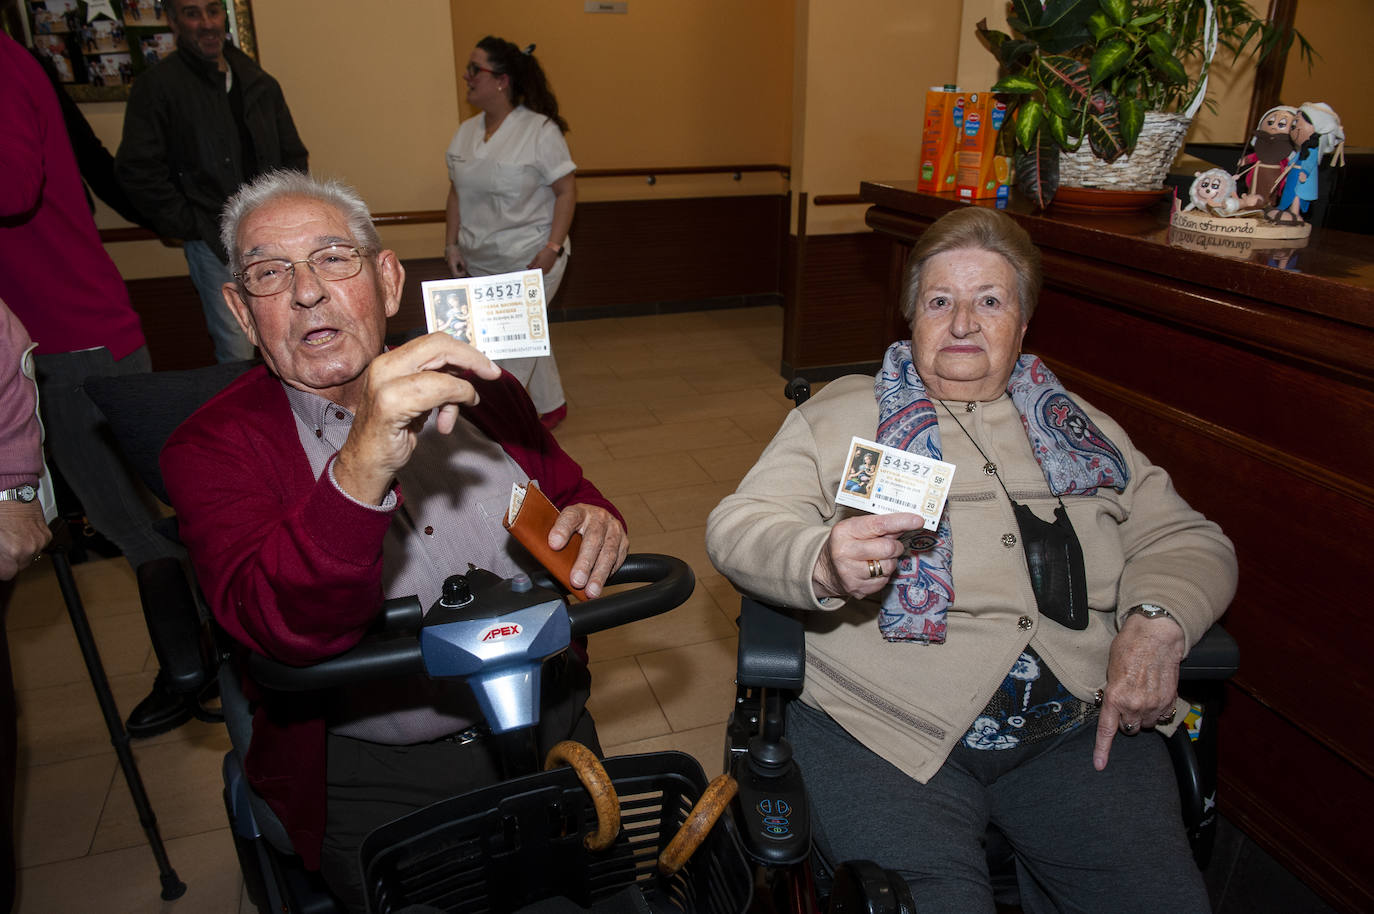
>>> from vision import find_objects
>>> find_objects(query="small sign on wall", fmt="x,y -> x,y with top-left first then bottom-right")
585,1 -> 628,12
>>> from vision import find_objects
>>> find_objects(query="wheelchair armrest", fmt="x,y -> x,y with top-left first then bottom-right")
737,597 -> 805,690
136,556 -> 213,695
1179,623 -> 1239,681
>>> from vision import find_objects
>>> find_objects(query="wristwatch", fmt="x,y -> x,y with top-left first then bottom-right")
1124,603 -> 1175,624
0,484 -> 37,504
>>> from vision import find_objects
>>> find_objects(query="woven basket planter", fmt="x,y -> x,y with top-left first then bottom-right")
1059,112 -> 1192,191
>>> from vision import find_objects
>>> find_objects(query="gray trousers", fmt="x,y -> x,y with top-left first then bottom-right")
788,700 -> 1208,914
34,346 -> 180,569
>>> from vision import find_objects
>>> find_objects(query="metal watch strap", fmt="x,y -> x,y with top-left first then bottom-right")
0,485 -> 37,503
1124,603 -> 1175,623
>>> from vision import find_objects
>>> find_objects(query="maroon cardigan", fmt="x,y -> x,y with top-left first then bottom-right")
161,366 -> 620,868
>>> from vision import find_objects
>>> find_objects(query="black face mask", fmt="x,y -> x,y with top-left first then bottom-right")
1011,501 -> 1089,630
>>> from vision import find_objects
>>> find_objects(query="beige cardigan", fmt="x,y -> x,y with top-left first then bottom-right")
706,374 -> 1237,784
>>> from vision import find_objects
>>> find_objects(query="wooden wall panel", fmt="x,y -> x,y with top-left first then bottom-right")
780,231 -> 893,378
126,194 -> 788,371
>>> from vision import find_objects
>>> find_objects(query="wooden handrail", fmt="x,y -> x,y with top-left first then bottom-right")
98,163 -> 793,243
578,163 -> 790,180
811,194 -> 865,206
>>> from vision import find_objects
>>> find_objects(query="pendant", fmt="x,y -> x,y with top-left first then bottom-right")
965,402 -> 976,413
983,461 -> 997,476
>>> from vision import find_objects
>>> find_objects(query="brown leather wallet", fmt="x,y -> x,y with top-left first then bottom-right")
503,481 -> 588,601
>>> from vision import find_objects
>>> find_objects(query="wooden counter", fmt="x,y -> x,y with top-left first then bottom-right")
857,182 -> 1374,913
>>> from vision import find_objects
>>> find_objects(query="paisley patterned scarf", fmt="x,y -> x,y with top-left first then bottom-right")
874,341 -> 1129,643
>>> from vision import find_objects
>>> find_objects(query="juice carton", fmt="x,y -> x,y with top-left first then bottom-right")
955,93 -> 1013,202
917,85 -> 963,194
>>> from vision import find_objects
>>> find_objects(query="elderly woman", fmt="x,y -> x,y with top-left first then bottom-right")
706,207 -> 1235,912
443,36 -> 574,430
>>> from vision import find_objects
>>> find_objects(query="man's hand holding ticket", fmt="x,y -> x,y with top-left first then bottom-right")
421,269 -> 552,359
835,436 -> 955,548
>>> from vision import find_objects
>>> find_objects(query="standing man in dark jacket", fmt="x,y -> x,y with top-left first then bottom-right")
116,0 -> 308,364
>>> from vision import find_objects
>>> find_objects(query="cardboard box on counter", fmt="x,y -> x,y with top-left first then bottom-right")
955,92 -> 1012,203
918,86 -> 964,194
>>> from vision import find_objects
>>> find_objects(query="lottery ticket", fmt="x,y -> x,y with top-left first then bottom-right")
834,436 -> 955,532
421,269 -> 551,359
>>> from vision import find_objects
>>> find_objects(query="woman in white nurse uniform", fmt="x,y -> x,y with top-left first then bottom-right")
444,36 -> 575,429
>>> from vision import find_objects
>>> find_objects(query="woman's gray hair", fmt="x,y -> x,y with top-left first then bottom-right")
219,170 -> 382,275
900,206 -> 1042,323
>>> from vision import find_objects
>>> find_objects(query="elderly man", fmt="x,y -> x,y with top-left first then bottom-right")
161,171 -> 626,910
116,0 -> 308,363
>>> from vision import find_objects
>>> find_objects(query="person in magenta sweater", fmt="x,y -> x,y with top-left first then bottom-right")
0,30 -> 190,738
160,171 -> 626,911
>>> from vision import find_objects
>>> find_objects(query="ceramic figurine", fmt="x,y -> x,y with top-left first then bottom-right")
1238,106 -> 1298,210
1183,168 -> 1243,215
1273,102 -> 1345,225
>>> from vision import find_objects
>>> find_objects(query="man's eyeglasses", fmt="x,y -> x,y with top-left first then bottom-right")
234,245 -> 367,297
465,63 -> 497,78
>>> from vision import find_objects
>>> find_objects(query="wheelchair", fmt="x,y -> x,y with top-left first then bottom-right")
719,378 -> 1241,911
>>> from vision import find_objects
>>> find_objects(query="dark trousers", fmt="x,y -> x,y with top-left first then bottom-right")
788,699 -> 1208,914
319,656 -> 599,913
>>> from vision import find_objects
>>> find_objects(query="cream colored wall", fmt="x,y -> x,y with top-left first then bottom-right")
93,0 -> 459,277
792,0 -> 962,235
447,0 -> 793,204
1281,0 -> 1367,147
94,0 -> 795,276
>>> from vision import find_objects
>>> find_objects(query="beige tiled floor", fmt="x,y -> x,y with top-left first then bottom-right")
4,305 -> 791,912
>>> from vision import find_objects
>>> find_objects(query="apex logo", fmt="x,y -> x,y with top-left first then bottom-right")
480,623 -> 523,642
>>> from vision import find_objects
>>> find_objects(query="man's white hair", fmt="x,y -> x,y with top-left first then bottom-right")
220,170 -> 382,275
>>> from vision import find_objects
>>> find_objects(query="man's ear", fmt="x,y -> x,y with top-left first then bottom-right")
223,283 -> 260,347
374,249 -> 405,319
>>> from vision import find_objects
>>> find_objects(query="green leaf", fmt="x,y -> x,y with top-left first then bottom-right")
1099,0 -> 1129,27
1038,0 -> 1098,33
999,39 -> 1039,69
1011,0 -> 1045,28
1035,54 -> 1094,110
1145,32 -> 1175,58
1149,51 -> 1188,85
1045,85 -> 1074,119
1084,89 -> 1126,162
1087,10 -> 1113,40
1089,40 -> 1131,84
1118,96 -> 1144,150
1014,139 -> 1061,209
1015,0 -> 1098,53
1129,11 -> 1164,26
1045,109 -> 1071,148
992,74 -> 1040,94
975,19 -> 1009,47
1015,99 -> 1045,150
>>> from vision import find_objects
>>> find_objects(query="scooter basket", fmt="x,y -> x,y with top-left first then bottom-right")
360,751 -> 753,913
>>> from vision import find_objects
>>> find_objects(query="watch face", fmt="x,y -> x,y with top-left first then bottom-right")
17,485 -> 36,503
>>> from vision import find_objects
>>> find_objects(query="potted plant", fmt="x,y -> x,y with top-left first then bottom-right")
977,0 -> 1315,207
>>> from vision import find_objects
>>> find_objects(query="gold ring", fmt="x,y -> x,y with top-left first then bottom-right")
1120,722 -> 1138,734
867,559 -> 883,579
1158,706 -> 1178,725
